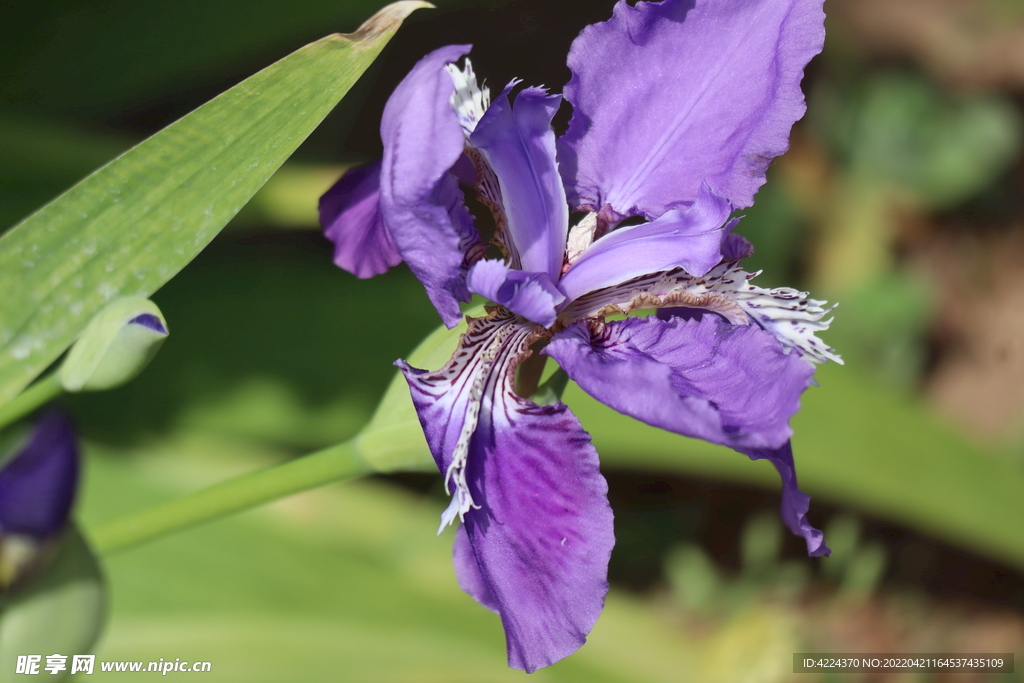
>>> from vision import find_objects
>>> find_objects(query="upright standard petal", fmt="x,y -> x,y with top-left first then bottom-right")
0,411 -> 79,538
559,0 -> 826,217
545,314 -> 814,450
467,259 -> 565,327
381,44 -> 483,327
470,86 -> 569,281
398,311 -> 614,672
742,442 -> 830,557
320,161 -> 402,279
558,184 -> 730,303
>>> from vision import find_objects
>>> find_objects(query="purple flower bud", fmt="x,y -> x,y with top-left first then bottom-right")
0,411 -> 79,588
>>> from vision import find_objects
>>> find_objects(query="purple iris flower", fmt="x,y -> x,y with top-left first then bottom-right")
321,0 -> 840,671
0,411 -> 80,588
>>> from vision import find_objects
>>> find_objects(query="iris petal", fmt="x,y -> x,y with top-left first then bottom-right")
546,314 -> 813,450
467,259 -> 565,327
470,86 -> 569,281
545,314 -> 829,553
559,0 -> 826,218
558,183 -> 730,303
320,161 -> 402,279
742,441 -> 830,557
398,310 -> 614,672
0,411 -> 79,539
380,44 -> 483,328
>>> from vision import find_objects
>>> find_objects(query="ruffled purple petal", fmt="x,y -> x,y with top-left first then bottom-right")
559,0 -> 826,217
721,224 -> 754,260
398,311 -> 614,672
470,86 -> 568,281
466,259 -> 565,327
380,44 -> 483,327
0,411 -> 79,539
558,183 -> 730,303
741,441 -> 830,557
545,314 -> 814,450
320,160 -> 403,279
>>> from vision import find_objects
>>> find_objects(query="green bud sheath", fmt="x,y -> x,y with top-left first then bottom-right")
59,297 -> 168,392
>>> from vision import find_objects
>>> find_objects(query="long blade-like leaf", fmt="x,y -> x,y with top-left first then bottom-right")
0,1 -> 430,405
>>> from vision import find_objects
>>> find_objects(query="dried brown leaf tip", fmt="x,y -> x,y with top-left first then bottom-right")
342,1 -> 434,43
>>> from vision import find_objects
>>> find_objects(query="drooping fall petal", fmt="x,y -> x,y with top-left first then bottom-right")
742,441 -> 830,557
398,311 -> 614,672
546,314 -> 814,451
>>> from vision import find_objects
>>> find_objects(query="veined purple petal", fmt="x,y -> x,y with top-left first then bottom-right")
453,525 -> 500,612
398,311 -> 614,672
470,86 -> 568,281
558,184 -> 730,303
742,442 -> 830,557
0,411 -> 79,539
721,224 -> 754,260
467,259 -> 565,327
559,0 -> 826,217
545,314 -> 814,450
381,45 -> 483,328
320,161 -> 403,279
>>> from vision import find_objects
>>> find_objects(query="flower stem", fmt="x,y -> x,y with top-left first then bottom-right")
515,349 -> 548,398
89,439 -> 369,555
0,372 -> 64,432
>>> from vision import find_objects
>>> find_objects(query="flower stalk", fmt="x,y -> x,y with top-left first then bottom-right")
0,373 -> 64,434
89,440 -> 369,555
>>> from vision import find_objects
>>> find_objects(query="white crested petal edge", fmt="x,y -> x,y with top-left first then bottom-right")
446,58 -> 491,135
561,261 -> 842,365
396,310 -> 540,532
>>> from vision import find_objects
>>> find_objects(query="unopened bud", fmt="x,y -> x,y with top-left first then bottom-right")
0,412 -> 79,590
59,297 -> 168,392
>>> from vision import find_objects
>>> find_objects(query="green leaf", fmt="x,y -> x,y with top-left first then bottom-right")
0,526 -> 106,682
0,1 -> 431,406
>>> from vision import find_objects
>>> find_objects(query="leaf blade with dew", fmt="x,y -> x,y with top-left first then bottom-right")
0,1 -> 432,406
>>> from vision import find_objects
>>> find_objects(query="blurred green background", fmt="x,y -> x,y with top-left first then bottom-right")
3,0 -> 1024,680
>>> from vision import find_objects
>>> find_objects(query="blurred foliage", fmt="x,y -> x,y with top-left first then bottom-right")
812,71 -> 1020,210
78,441 -> 700,683
0,0 -> 423,122
76,442 -> 1024,682
0,526 -> 106,679
793,68 -> 1022,391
